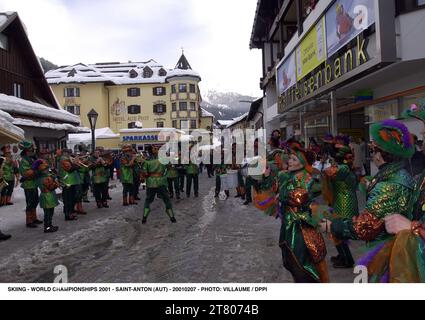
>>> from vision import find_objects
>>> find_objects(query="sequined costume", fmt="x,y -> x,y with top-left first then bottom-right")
278,170 -> 328,283
324,164 -> 358,219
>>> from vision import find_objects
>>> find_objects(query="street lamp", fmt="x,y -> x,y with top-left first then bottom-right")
87,109 -> 98,153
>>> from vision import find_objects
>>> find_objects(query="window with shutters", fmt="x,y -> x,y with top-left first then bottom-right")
153,87 -> 166,96
13,83 -> 23,98
172,103 -> 177,112
128,88 -> 141,97
190,102 -> 196,111
65,105 -> 81,115
179,102 -> 187,111
64,87 -> 80,97
154,104 -> 166,114
157,122 -> 164,128
171,85 -> 177,94
179,84 -> 187,93
172,120 -> 178,128
128,105 -> 141,114
190,120 -> 197,129
190,84 -> 196,93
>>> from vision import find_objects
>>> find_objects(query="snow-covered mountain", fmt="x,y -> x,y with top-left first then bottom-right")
201,90 -> 259,121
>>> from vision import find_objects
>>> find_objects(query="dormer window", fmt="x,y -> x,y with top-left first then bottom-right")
68,69 -> 77,77
143,66 -> 153,78
129,69 -> 138,78
158,68 -> 167,77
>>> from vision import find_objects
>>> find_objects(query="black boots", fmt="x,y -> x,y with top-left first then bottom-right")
0,231 -> 11,241
332,243 -> 355,269
44,226 -> 59,233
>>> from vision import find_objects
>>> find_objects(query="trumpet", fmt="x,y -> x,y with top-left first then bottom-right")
70,155 -> 90,168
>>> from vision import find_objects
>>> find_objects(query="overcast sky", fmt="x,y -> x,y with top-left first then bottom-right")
0,0 -> 263,97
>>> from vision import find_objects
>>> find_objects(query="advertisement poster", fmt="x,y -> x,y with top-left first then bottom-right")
296,17 -> 327,80
277,51 -> 296,96
326,0 -> 376,58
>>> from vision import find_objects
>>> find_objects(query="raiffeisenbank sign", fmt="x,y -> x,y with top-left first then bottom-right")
277,0 -> 386,112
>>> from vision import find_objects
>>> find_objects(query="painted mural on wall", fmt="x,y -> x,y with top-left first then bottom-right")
110,98 -> 149,130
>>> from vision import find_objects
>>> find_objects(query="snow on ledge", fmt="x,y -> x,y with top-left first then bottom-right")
0,94 -> 80,125
13,118 -> 88,133
0,109 -> 25,139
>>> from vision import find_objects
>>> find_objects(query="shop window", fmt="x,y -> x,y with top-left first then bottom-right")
13,83 -> 23,98
172,103 -> 177,112
179,102 -> 188,111
157,122 -> 164,128
366,100 -> 399,124
153,87 -> 166,96
65,105 -> 81,115
153,104 -> 166,114
128,105 -> 141,114
127,88 -> 141,97
189,84 -> 196,93
0,33 -> 8,51
190,120 -> 197,129
171,84 -> 177,94
190,102 -> 196,111
64,87 -> 80,97
179,84 -> 187,93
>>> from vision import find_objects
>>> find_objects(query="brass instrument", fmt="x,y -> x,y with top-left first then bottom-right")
70,155 -> 90,168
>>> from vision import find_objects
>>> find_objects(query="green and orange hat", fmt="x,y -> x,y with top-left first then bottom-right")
403,102 -> 425,123
370,119 -> 415,159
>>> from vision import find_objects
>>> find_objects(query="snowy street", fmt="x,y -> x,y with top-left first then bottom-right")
0,173 -> 361,283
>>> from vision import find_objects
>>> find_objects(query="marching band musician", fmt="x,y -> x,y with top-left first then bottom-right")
141,145 -> 176,224
34,159 -> 60,233
19,140 -> 42,228
167,155 -> 180,200
73,146 -> 89,215
120,145 -> 137,206
77,144 -> 91,204
0,145 -> 19,207
133,150 -> 143,202
185,145 -> 199,198
58,149 -> 80,221
90,147 -> 110,209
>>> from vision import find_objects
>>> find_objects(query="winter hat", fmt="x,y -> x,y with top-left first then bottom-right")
370,119 -> 415,159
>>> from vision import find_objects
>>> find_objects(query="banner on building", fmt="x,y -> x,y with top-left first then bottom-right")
326,0 -> 376,58
277,51 -> 296,96
296,17 -> 327,80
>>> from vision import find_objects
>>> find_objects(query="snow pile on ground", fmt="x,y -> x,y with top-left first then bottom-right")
0,94 -> 80,125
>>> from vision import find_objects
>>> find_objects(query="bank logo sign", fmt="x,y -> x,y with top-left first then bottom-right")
122,135 -> 159,142
277,0 -> 376,108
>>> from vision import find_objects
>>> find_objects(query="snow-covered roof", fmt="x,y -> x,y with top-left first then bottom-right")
0,109 -> 25,142
201,108 -> 214,118
46,59 -> 201,86
222,113 -> 249,129
217,120 -> 234,127
68,127 -> 119,144
0,12 -> 16,33
0,94 -> 80,125
12,118 -> 89,133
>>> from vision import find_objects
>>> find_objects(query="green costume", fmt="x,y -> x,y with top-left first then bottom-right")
59,155 -> 80,219
19,155 -> 40,226
120,156 -> 134,199
167,164 -> 180,199
324,164 -> 359,219
0,157 -> 17,200
278,169 -> 327,283
90,157 -> 109,208
215,164 -> 229,198
38,171 -> 59,231
186,163 -> 199,197
142,156 -> 175,223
